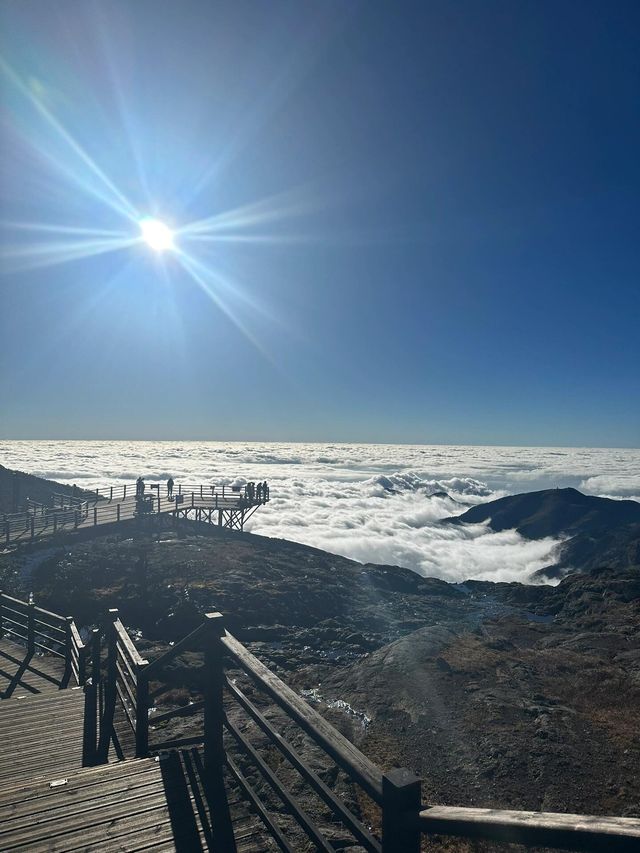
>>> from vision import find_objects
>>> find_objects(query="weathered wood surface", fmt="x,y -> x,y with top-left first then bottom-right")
0,637 -> 68,698
0,688 -> 86,788
420,805 -> 640,852
0,749 -> 275,852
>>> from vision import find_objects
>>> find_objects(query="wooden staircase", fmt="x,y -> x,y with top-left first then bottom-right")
0,596 -> 270,851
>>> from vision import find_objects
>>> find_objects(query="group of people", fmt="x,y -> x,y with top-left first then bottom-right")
246,481 -> 269,503
135,476 -> 268,504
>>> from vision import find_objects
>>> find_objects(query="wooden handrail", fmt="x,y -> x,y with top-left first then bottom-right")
221,631 -> 384,804
141,621 -> 206,681
419,806 -> 640,851
0,593 -> 84,681
112,618 -> 148,668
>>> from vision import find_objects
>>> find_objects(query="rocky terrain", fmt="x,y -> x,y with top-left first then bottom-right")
1,469 -> 639,846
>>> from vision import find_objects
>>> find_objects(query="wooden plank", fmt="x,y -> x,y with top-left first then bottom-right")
0,759 -> 155,806
0,752 -> 264,853
419,806 -> 640,852
113,620 -> 149,668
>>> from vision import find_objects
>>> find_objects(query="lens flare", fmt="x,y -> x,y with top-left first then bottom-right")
139,217 -> 175,252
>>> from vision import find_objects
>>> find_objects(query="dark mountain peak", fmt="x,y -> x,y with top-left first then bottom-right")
447,487 -> 640,541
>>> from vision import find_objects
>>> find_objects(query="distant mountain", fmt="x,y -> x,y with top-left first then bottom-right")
0,465 -> 93,514
447,487 -> 640,577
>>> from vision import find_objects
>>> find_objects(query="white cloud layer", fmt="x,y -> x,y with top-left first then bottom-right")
2,441 -> 638,584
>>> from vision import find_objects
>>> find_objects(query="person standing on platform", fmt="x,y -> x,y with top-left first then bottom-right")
167,477 -> 174,499
256,482 -> 262,502
262,481 -> 269,502
136,476 -> 145,498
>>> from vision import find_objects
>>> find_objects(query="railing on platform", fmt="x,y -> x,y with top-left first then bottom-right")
3,482 -> 270,545
87,610 -> 640,852
0,592 -> 86,686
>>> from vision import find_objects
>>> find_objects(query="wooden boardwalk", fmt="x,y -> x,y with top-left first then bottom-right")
3,597 -> 639,852
0,637 -> 69,699
0,689 -> 86,788
0,637 -> 274,851
0,749 -> 274,852
4,481 -> 270,546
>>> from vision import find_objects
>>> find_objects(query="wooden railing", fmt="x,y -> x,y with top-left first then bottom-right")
85,611 -> 640,853
0,592 -> 86,686
419,806 -> 640,852
3,481 -> 269,544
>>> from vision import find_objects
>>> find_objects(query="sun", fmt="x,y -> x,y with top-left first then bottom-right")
139,217 -> 175,252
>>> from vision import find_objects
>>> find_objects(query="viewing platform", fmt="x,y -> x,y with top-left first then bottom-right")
1,591 -> 639,852
2,481 -> 270,546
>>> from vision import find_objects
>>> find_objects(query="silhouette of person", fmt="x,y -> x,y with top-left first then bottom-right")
136,476 -> 145,499
262,481 -> 269,502
167,477 -> 174,499
256,482 -> 262,502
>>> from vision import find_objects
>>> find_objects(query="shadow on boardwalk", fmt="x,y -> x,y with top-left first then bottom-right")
161,749 -> 241,852
0,637 -> 69,699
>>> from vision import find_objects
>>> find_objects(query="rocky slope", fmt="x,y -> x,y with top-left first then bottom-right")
0,464 -> 94,514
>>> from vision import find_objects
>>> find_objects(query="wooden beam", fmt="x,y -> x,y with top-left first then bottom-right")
419,806 -> 640,852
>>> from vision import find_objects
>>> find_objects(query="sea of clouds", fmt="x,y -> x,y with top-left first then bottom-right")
2,441 -> 639,585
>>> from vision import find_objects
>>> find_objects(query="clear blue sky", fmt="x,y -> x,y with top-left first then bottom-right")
1,0 -> 638,446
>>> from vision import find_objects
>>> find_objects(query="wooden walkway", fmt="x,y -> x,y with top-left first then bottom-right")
0,749 -> 274,852
0,637 -> 274,851
4,482 -> 270,546
0,689 -> 86,788
0,636 -> 69,699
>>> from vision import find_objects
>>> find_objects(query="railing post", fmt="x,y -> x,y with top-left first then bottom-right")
203,612 -> 226,773
64,616 -> 74,679
135,664 -> 149,758
78,639 -> 87,686
97,609 -> 118,763
110,486 -> 113,501
27,595 -> 35,655
74,510 -> 79,528
117,503 -> 121,522
123,484 -> 127,500
381,769 -> 421,853
30,516 -> 35,539
93,507 -> 98,525
178,484 -> 182,496
83,628 -> 100,766
191,491 -> 195,507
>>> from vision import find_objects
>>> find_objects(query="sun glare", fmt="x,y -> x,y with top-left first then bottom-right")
140,217 -> 175,252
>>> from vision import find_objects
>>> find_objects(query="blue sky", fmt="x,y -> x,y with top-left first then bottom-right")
1,0 -> 638,446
